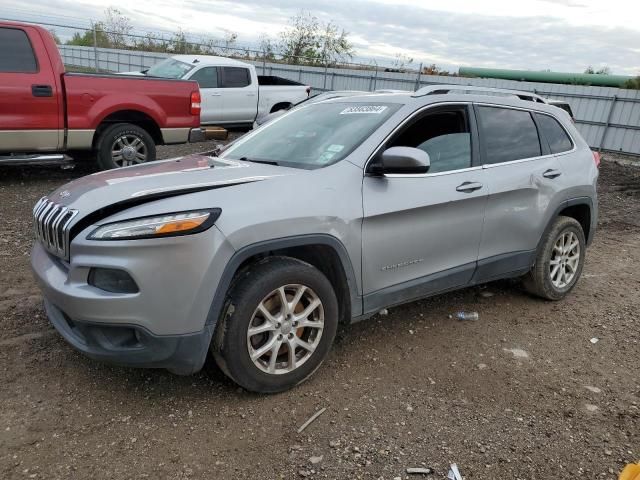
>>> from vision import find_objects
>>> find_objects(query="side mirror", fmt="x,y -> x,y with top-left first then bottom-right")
370,147 -> 430,175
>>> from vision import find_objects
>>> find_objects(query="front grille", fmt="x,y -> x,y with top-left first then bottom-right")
33,197 -> 78,260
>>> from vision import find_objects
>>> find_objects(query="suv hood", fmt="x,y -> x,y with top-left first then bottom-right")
47,154 -> 296,215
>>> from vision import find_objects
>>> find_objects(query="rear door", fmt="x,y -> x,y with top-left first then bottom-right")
187,66 -> 224,124
361,103 -> 488,312
473,104 -> 566,281
0,26 -> 61,151
219,66 -> 258,123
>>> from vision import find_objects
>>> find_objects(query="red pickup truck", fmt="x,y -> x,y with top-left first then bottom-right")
0,22 -> 205,169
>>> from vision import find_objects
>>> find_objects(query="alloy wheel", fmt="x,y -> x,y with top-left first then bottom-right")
247,284 -> 324,375
111,134 -> 147,167
549,231 -> 580,288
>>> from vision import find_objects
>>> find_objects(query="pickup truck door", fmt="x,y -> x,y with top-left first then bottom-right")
361,104 -> 487,313
187,66 -> 224,124
0,26 -> 61,151
219,66 -> 258,123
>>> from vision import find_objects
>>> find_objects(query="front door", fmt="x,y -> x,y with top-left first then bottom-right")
0,26 -> 61,151
361,104 -> 487,313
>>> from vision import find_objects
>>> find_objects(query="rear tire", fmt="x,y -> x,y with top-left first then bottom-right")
523,216 -> 586,300
96,123 -> 156,170
211,257 -> 338,393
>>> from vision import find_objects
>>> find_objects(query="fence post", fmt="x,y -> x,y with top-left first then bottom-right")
262,50 -> 266,75
92,23 -> 99,72
373,67 -> 378,91
415,63 -> 423,90
323,61 -> 328,90
599,95 -> 617,152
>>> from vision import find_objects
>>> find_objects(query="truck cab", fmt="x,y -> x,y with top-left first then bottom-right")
130,55 -> 311,128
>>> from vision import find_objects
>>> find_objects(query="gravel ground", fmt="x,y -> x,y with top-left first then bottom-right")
0,148 -> 638,480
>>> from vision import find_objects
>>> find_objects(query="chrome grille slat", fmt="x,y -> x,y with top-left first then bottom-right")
32,197 -> 78,260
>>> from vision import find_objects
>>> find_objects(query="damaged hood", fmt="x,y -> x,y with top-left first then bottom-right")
47,154 -> 297,215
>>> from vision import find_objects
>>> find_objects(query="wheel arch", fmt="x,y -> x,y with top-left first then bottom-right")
539,197 -> 594,252
205,234 -> 361,332
269,102 -> 293,114
92,110 -> 163,149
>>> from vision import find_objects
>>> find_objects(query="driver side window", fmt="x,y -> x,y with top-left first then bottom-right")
388,106 -> 472,173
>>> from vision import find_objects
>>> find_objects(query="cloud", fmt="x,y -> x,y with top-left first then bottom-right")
1,0 -> 638,74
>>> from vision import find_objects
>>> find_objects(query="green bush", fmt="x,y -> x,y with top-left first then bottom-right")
622,76 -> 640,89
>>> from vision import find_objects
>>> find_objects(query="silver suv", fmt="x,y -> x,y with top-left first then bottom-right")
31,86 -> 599,393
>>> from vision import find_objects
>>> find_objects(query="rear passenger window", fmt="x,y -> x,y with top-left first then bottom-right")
190,67 -> 218,88
388,107 -> 472,173
535,113 -> 573,154
0,28 -> 38,73
221,67 -> 250,88
478,106 -> 541,164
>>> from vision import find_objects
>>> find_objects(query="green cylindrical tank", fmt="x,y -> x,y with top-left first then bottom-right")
458,67 -> 634,87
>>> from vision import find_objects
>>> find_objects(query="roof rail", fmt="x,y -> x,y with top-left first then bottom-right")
412,84 -> 548,104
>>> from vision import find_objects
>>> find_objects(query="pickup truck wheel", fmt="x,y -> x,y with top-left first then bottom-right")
212,257 -> 338,393
96,123 -> 156,170
523,216 -> 586,300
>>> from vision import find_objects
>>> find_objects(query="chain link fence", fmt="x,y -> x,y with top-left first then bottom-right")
3,16 -> 640,156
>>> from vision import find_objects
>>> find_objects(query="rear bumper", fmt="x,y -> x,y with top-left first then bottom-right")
189,127 -> 207,143
43,299 -> 213,374
160,127 -> 207,145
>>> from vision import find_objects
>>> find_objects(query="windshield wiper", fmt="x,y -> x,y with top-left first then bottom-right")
238,157 -> 279,166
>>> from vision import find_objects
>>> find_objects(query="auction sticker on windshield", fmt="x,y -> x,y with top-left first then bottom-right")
340,106 -> 388,114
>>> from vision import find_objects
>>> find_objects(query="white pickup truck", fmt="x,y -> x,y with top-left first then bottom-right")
123,55 -> 311,127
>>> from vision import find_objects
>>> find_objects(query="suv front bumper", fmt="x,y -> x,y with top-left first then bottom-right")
43,299 -> 213,374
30,224 -> 235,374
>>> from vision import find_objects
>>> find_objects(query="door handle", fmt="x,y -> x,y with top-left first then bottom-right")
456,181 -> 483,193
32,84 -> 53,97
210,93 -> 222,97
246,93 -> 256,97
542,169 -> 562,179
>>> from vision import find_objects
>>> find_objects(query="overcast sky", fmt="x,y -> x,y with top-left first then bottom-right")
2,0 -> 639,74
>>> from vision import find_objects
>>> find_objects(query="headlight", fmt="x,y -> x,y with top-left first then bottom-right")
88,209 -> 220,240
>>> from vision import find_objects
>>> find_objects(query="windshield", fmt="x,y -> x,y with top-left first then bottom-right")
221,102 -> 400,169
145,58 -> 194,79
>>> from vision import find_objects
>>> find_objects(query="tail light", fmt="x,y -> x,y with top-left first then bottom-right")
305,86 -> 311,96
190,91 -> 201,116
592,151 -> 601,168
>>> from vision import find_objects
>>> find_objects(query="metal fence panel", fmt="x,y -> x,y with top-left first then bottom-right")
57,44 -> 640,156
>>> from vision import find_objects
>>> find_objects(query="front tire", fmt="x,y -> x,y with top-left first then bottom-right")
212,257 -> 338,393
96,123 -> 156,170
523,216 -> 586,300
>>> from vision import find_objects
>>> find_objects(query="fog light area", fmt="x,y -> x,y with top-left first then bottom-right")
88,268 -> 139,294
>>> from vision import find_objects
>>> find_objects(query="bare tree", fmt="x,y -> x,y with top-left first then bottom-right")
278,10 -> 355,65
584,65 -> 611,75
103,7 -> 132,48
258,34 -> 276,61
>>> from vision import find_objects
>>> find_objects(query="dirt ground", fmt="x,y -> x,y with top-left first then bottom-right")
0,147 -> 638,480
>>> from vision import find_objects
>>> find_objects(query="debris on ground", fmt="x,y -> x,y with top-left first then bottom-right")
479,290 -> 495,298
309,455 -> 323,465
406,466 -> 434,475
297,407 -> 327,433
454,311 -> 479,321
590,337 -> 600,344
379,308 -> 389,316
503,348 -> 530,359
447,463 -> 463,480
